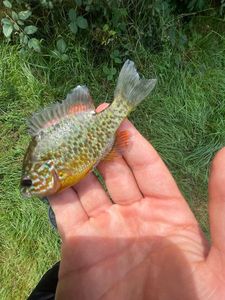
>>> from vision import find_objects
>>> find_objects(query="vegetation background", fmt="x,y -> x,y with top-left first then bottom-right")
1,0 -> 225,299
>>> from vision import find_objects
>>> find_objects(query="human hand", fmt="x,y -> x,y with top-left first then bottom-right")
49,104 -> 225,300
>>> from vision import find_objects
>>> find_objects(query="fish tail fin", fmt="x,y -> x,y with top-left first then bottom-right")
113,60 -> 157,111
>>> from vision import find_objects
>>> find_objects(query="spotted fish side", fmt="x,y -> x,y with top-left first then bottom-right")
21,60 -> 157,197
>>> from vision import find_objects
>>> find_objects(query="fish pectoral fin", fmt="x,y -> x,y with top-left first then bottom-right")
103,130 -> 131,161
103,147 -> 121,161
115,130 -> 130,149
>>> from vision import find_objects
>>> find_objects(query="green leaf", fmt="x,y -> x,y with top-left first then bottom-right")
61,54 -> 69,61
12,11 -> 18,21
107,74 -> 113,81
48,1 -> 53,9
19,32 -> 28,45
51,49 -> 61,58
24,25 -> 38,35
13,23 -> 20,31
111,68 -> 116,75
113,49 -> 120,56
103,65 -> 109,74
69,22 -> 78,34
23,35 -> 29,44
76,16 -> 88,29
75,0 -> 82,6
3,23 -> 13,38
114,57 -> 122,64
17,20 -> 24,26
18,10 -> 32,21
28,38 -> 41,52
1,18 -> 12,25
69,9 -> 77,21
103,24 -> 109,32
3,0 -> 12,9
56,38 -> 67,54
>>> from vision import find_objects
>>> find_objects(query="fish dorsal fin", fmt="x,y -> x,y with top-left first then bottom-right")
27,85 -> 95,136
65,85 -> 95,114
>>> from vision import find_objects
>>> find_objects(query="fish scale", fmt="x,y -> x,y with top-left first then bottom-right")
20,60 -> 157,197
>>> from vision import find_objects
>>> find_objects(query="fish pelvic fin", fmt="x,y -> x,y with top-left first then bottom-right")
113,60 -> 157,111
27,85 -> 95,136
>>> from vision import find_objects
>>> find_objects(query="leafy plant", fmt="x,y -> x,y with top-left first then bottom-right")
220,0 -> 225,16
0,0 -> 223,57
1,1 -> 40,52
186,0 -> 209,12
68,8 -> 88,34
110,49 -> 122,64
102,65 -> 117,81
51,38 -> 69,61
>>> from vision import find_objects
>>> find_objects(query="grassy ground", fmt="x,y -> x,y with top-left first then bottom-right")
1,16 -> 225,299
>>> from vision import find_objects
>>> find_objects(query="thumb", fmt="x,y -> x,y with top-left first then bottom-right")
208,147 -> 225,258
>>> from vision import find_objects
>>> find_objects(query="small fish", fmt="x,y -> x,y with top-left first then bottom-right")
20,60 -> 156,197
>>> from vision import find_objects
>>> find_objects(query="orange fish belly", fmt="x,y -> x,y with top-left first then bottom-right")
57,162 -> 94,193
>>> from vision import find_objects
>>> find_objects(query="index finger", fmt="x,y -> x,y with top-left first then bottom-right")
120,120 -> 183,200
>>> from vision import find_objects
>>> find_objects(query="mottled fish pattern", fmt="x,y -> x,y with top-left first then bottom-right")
20,60 -> 156,197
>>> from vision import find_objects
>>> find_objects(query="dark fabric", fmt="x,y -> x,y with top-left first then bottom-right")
48,206 -> 57,230
27,262 -> 60,300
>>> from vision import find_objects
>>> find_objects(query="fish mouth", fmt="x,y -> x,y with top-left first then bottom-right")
20,184 -> 51,198
20,169 -> 61,198
20,176 -> 33,198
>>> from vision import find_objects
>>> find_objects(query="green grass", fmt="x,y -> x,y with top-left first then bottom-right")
1,16 -> 225,299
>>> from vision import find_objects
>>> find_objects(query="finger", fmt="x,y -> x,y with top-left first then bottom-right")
120,120 -> 182,197
74,173 -> 112,217
48,188 -> 88,238
208,147 -> 225,253
120,120 -> 196,214
98,156 -> 142,205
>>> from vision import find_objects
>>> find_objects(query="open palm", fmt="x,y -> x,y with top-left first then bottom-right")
49,107 -> 225,300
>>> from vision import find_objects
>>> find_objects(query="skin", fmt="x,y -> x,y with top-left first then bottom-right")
48,103 -> 225,300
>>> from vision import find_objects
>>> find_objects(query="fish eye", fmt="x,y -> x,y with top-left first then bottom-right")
21,178 -> 32,187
